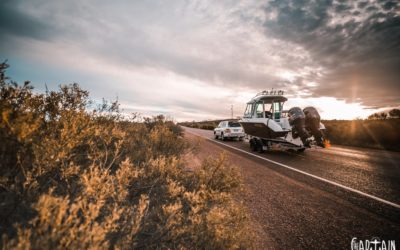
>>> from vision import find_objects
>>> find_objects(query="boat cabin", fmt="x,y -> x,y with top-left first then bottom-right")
243,90 -> 287,121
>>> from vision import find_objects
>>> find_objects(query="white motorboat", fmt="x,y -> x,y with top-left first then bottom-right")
239,90 -> 327,152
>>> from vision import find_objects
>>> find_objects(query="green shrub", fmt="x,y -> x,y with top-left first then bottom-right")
0,62 -> 251,249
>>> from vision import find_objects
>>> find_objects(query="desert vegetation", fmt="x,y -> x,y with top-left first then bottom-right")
367,108 -> 400,120
322,119 -> 400,151
0,62 -> 251,249
179,120 -> 229,131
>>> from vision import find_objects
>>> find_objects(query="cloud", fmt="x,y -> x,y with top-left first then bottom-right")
0,0 -> 398,120
0,0 -> 303,89
0,1 -> 48,39
263,0 -> 400,107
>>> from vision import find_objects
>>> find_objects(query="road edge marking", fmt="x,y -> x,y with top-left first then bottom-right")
185,129 -> 400,210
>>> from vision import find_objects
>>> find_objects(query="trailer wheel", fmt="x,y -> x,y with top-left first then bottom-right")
256,139 -> 264,153
249,139 -> 257,151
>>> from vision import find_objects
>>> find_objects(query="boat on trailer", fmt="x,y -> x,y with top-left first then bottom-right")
239,90 -> 327,152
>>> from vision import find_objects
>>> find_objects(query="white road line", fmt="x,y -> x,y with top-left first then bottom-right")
186,130 -> 400,210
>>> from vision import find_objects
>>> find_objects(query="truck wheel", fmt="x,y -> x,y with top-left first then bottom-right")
221,133 -> 226,141
214,132 -> 218,139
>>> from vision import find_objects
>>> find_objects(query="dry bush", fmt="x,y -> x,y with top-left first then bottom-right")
323,119 -> 400,151
0,62 -> 251,249
179,120 -> 221,131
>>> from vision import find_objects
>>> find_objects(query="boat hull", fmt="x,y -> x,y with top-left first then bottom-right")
240,121 -> 288,139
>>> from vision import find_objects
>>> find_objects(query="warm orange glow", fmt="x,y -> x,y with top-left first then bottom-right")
324,139 -> 331,148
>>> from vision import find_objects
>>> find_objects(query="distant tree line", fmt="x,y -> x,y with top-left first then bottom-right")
367,108 -> 400,120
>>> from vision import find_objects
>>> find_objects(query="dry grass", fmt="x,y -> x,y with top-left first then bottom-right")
0,62 -> 252,249
323,119 -> 400,151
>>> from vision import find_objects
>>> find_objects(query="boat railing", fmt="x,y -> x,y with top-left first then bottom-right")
252,89 -> 285,100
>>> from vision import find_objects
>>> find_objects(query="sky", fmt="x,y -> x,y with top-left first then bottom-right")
1,0 -> 399,121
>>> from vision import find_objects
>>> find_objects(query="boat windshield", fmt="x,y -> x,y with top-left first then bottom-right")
255,102 -> 264,118
265,103 -> 272,112
272,101 -> 284,120
243,104 -> 253,118
243,101 -> 283,119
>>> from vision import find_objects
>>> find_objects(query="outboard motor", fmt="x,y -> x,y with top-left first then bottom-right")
303,106 -> 324,147
288,107 -> 310,147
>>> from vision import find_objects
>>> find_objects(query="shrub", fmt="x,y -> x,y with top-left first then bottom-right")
178,120 -> 225,130
0,62 -> 251,249
323,119 -> 400,150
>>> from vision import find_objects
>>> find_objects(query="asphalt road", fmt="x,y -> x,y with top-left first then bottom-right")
183,127 -> 400,249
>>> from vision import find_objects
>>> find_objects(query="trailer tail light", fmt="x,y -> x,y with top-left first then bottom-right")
324,139 -> 331,148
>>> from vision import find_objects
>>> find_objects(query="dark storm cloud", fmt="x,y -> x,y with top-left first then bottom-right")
0,0 -> 52,40
264,0 -> 400,107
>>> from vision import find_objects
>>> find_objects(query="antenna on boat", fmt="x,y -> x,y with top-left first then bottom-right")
231,105 -> 233,119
